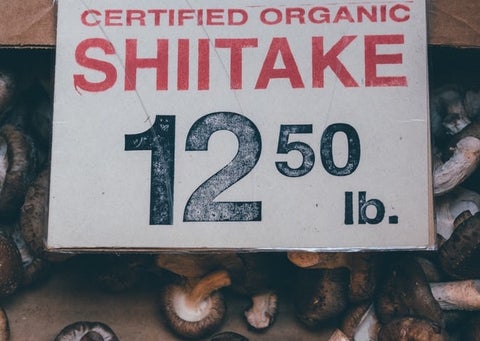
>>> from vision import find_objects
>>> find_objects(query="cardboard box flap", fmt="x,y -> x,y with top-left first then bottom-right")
0,0 -> 56,47
428,0 -> 480,48
0,0 -> 479,48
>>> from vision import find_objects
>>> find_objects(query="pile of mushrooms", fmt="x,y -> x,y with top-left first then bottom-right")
0,65 -> 124,341
3,55 -> 480,340
155,252 -> 287,339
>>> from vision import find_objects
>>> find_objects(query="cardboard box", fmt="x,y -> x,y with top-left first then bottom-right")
428,0 -> 480,48
1,0 -> 479,48
0,0 -> 56,47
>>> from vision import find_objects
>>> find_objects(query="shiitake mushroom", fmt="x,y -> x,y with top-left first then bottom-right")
293,267 -> 349,328
54,321 -> 119,341
373,255 -> 444,328
210,331 -> 249,341
439,210 -> 480,279
377,317 -> 445,341
20,167 -> 71,263
0,124 -> 36,217
161,270 -> 231,339
0,233 -> 22,297
156,252 -> 285,331
288,251 -> 378,303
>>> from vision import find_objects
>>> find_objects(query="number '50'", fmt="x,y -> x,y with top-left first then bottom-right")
125,112 -> 360,225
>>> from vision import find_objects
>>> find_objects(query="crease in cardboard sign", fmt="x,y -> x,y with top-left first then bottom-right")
181,0 -> 247,115
77,0 -> 153,125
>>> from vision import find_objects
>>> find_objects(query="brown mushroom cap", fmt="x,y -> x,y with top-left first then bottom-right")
20,168 -> 70,262
288,252 -> 377,303
161,271 -> 230,339
293,268 -> 349,328
373,256 -> 444,328
54,321 -> 119,341
0,124 -> 36,216
210,331 -> 249,341
378,317 -> 445,341
11,222 -> 50,287
0,233 -> 22,297
439,210 -> 480,279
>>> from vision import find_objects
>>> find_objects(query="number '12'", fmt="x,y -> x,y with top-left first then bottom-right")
125,112 -> 262,225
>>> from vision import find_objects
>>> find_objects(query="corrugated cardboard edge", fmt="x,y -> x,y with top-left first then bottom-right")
0,0 -> 56,47
0,0 -> 479,48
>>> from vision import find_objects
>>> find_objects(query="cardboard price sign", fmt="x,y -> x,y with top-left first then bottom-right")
49,0 -> 434,250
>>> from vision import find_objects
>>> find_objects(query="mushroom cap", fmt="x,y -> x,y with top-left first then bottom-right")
347,253 -> 377,303
0,124 -> 37,216
439,211 -> 480,279
210,331 -> 249,341
0,233 -> 23,297
20,168 -> 70,262
288,252 -> 377,303
377,317 -> 445,341
373,256 -> 444,327
54,321 -> 119,341
161,281 -> 226,339
293,268 -> 349,328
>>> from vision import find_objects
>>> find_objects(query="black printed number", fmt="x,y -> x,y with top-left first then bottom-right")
125,115 -> 175,225
184,112 -> 262,222
276,124 -> 315,177
125,114 -> 360,225
321,123 -> 361,176
275,123 -> 361,177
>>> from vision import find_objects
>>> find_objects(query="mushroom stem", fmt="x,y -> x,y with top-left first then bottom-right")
433,136 -> 480,196
430,280 -> 480,310
188,270 -> 231,308
244,291 -> 278,330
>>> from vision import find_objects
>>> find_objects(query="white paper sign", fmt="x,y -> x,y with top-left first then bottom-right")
49,0 -> 434,250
